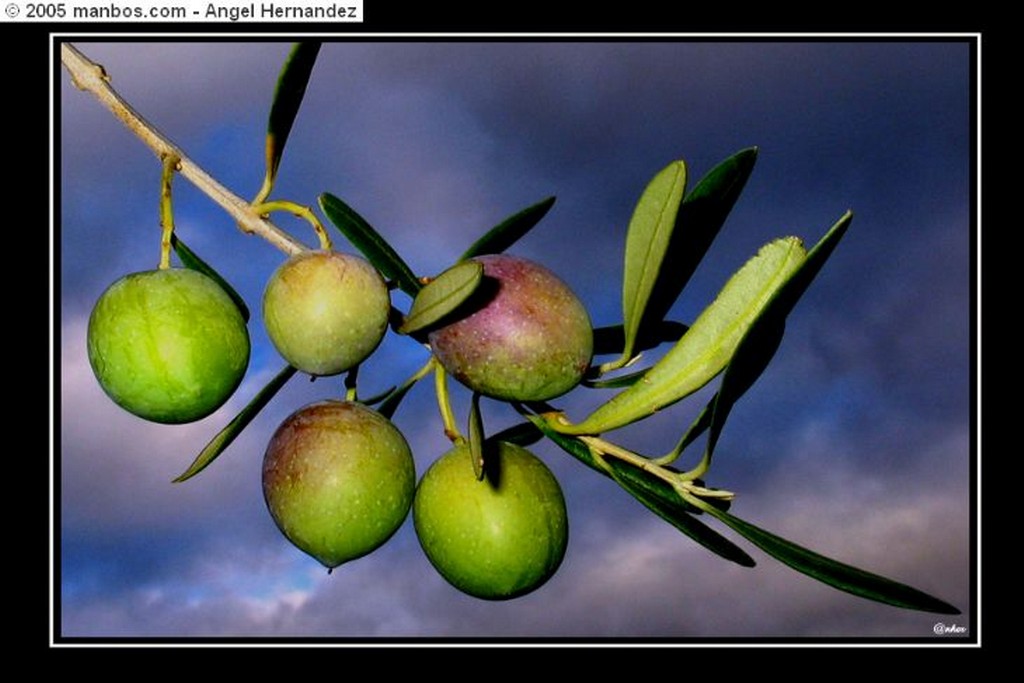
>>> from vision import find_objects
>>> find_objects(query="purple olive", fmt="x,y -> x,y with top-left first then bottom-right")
428,254 -> 593,402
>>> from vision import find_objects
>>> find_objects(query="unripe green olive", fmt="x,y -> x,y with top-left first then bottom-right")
428,254 -> 593,402
413,441 -> 568,600
262,400 -> 416,570
263,250 -> 390,376
87,268 -> 250,424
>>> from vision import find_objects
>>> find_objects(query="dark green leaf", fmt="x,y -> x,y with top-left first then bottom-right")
358,384 -> 398,407
638,147 -> 758,340
468,392 -> 485,480
528,417 -> 753,565
264,42 -> 322,190
615,160 -> 687,368
485,421 -> 544,448
562,237 -> 807,435
592,320 -> 689,356
604,458 -> 754,567
173,364 -> 298,483
583,368 -> 648,389
699,504 -> 961,614
526,413 -> 605,472
398,260 -> 483,335
459,196 -> 556,261
701,211 -> 853,468
525,414 -> 753,567
171,234 -> 250,322
670,399 -> 715,457
376,381 -> 416,420
319,192 -> 422,297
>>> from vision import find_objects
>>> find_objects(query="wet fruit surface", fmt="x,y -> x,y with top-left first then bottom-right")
263,250 -> 390,376
428,254 -> 593,401
262,400 -> 416,569
87,268 -> 250,424
413,441 -> 568,600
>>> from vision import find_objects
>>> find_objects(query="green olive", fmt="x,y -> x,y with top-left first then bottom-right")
262,400 -> 416,570
413,441 -> 568,600
87,268 -> 250,424
263,250 -> 390,376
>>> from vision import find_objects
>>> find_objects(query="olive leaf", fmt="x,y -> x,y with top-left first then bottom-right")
319,192 -> 422,297
694,501 -> 961,615
357,383 -> 399,408
562,236 -> 808,435
582,368 -> 649,389
171,234 -> 250,322
608,160 -> 687,371
637,147 -> 759,342
653,212 -> 854,467
603,458 -> 754,567
484,421 -> 545,448
699,211 -> 854,467
375,376 -> 420,420
255,42 -> 322,203
397,260 -> 483,335
468,392 -> 486,480
173,364 -> 298,483
591,320 -> 688,357
460,196 -> 557,261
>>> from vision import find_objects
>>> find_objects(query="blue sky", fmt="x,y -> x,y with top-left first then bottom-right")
57,37 -> 975,641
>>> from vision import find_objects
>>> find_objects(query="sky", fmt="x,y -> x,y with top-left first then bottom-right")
55,36 -> 976,644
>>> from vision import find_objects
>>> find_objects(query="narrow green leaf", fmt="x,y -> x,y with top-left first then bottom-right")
639,147 -> 759,340
319,192 -> 422,297
358,384 -> 399,407
615,160 -> 687,368
699,504 -> 961,614
171,234 -> 250,322
604,458 -> 754,567
562,236 -> 807,435
173,364 -> 298,483
264,42 -> 322,189
701,210 -> 854,467
525,414 -> 754,567
583,368 -> 648,389
460,196 -> 557,261
592,320 -> 689,356
485,421 -> 545,448
468,392 -> 485,480
376,379 -> 416,420
526,413 -> 605,473
398,260 -> 483,335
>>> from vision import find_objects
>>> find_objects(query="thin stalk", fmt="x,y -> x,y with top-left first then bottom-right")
344,365 -> 359,402
61,42 -> 307,257
253,200 -> 332,250
158,153 -> 180,270
435,362 -> 463,443
577,434 -> 733,501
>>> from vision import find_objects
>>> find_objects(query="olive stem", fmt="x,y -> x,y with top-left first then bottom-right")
61,42 -> 307,257
677,451 -> 712,482
344,366 -> 360,402
576,433 -> 734,501
434,362 -> 463,443
251,173 -> 274,209
578,435 -> 665,479
252,200 -> 332,251
158,153 -> 180,270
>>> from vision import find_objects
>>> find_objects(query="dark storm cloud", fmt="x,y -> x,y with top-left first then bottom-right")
57,37 -> 975,641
